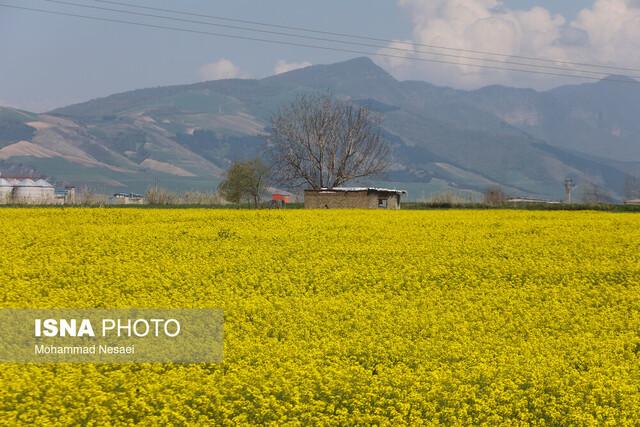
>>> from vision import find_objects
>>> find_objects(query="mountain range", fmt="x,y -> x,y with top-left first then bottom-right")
1,57 -> 639,201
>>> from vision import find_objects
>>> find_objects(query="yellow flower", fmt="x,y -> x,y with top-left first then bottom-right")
0,208 -> 639,424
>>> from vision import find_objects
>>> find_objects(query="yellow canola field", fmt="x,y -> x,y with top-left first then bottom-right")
1,208 -> 639,425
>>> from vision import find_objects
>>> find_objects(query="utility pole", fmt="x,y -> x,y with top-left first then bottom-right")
564,178 -> 575,204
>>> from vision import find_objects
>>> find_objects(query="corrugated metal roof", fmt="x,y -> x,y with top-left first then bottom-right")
507,197 -> 560,204
310,187 -> 407,194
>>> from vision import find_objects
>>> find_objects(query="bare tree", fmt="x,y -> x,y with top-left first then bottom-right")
269,94 -> 390,189
483,186 -> 506,206
580,181 -> 612,204
624,175 -> 640,200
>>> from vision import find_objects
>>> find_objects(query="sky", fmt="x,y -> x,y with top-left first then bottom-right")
1,0 -> 639,112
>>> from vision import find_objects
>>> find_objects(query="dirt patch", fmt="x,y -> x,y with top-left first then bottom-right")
25,121 -> 53,130
0,140 -> 58,159
140,158 -> 196,177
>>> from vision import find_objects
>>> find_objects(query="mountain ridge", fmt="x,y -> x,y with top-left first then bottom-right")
1,57 -> 638,200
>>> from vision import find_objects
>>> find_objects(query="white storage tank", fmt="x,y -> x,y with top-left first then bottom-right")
11,178 -> 55,204
0,178 -> 12,203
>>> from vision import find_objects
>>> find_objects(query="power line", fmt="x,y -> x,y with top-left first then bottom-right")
5,2 -> 634,83
1,3 -> 638,85
90,0 -> 640,75
36,0 -> 639,78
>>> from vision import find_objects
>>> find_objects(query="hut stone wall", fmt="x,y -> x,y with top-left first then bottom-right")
304,189 -> 403,209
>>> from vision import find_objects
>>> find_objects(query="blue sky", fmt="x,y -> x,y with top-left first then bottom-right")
1,1 -> 637,111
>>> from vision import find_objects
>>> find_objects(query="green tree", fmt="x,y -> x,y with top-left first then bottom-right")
218,159 -> 269,207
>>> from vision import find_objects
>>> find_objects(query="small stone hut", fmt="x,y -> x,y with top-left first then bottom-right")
304,187 -> 406,209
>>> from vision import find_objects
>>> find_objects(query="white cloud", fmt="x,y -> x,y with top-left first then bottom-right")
198,58 -> 243,81
273,60 -> 312,75
377,0 -> 640,88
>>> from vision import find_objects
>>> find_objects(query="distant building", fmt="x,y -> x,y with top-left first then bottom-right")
110,192 -> 144,205
55,187 -> 76,205
304,187 -> 406,209
624,199 -> 640,206
271,193 -> 290,208
0,176 -> 57,204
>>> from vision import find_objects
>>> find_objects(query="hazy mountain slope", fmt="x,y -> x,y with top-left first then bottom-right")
0,108 -> 224,191
465,77 -> 640,162
1,57 -> 637,199
0,107 -> 39,148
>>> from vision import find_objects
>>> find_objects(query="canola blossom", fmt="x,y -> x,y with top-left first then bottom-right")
0,208 -> 639,425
